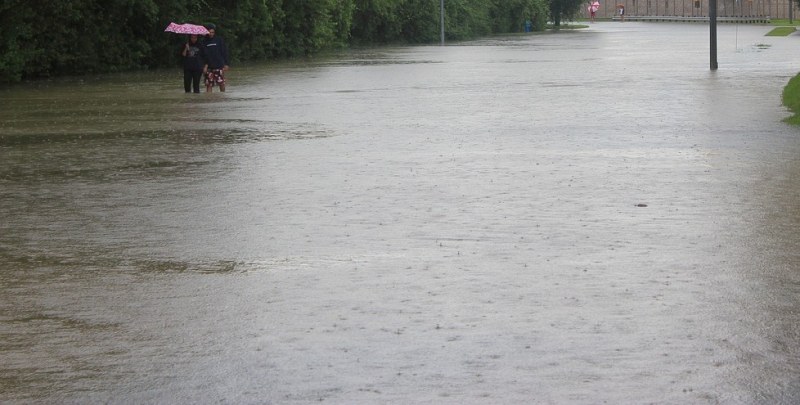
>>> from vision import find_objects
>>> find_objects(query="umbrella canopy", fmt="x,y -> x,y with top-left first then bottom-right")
164,23 -> 209,35
590,1 -> 600,11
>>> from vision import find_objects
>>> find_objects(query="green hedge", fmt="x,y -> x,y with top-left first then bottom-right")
0,0 -> 553,82
782,72 -> 800,125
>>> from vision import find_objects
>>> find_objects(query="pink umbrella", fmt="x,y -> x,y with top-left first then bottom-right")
590,1 -> 600,12
164,22 -> 209,35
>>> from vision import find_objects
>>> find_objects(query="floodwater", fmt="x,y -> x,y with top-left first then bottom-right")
1,22 -> 799,403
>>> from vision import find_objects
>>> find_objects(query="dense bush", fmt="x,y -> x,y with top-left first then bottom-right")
549,0 -> 584,26
0,0 -> 552,82
0,0 -> 161,80
492,0 -> 548,32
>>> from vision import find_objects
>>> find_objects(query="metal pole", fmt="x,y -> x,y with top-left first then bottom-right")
440,0 -> 445,46
790,0 -> 794,24
710,0 -> 718,70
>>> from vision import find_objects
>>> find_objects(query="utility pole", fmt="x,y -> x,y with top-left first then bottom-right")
440,0 -> 445,46
710,0 -> 718,70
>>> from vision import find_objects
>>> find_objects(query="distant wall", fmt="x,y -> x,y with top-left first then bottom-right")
586,0 -> 799,18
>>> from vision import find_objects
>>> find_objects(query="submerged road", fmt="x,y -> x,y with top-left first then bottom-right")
1,22 -> 799,403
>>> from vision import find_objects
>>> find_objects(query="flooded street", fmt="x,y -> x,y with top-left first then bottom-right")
1,22 -> 799,403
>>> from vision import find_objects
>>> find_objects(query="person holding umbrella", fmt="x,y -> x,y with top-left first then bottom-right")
201,23 -> 230,93
164,22 -> 210,93
588,1 -> 600,22
181,34 -> 204,93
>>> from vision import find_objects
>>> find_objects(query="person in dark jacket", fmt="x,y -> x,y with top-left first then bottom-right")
181,34 -> 204,93
201,24 -> 230,93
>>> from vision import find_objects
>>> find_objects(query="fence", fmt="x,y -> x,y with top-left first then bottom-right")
588,0 -> 799,19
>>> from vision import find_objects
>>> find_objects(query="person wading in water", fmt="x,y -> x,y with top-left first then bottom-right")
181,34 -> 204,93
201,23 -> 230,93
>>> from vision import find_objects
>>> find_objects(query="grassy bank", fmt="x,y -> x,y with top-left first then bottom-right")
771,19 -> 800,26
766,26 -> 797,36
782,72 -> 800,125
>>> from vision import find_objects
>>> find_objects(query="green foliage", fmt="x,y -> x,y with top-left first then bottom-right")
0,0 -> 551,82
0,0 -> 161,78
397,0 -> 441,43
549,0 -> 584,26
279,0 -> 339,55
0,1 -> 35,82
443,0 -> 491,40
782,72 -> 800,125
351,0 -> 403,44
490,0 -> 548,33
210,0 -> 282,60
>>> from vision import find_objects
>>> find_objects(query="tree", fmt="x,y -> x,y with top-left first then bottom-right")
351,0 -> 402,44
490,0 -> 548,33
396,0 -> 440,43
0,0 -> 36,81
201,0 -> 283,60
280,0 -> 353,55
549,0 -> 583,27
0,0 -> 554,82
445,0 -> 491,41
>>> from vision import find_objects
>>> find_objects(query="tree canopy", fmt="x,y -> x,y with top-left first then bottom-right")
549,0 -> 584,27
0,0 -> 551,82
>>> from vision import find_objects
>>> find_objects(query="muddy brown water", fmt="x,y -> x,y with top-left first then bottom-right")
1,23 -> 799,403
